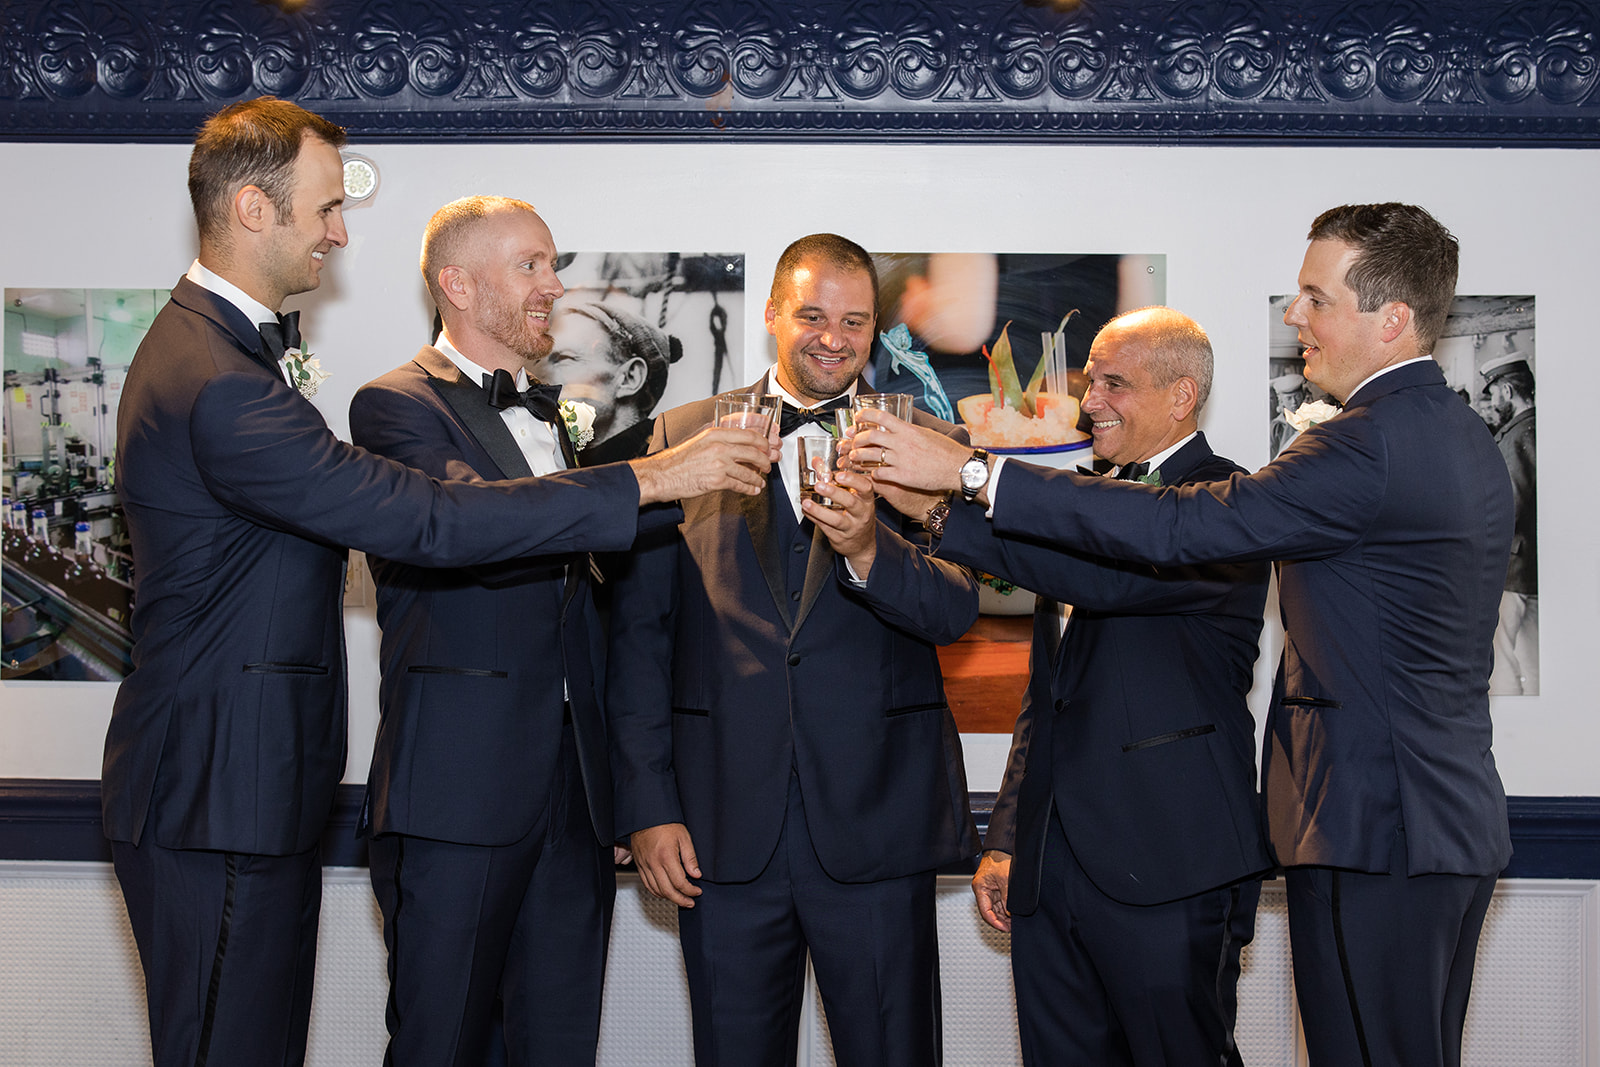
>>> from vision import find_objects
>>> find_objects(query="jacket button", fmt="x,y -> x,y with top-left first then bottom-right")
792,543 -> 806,554
790,590 -> 801,601
787,653 -> 801,666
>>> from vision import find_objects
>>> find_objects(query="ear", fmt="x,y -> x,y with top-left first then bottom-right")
1169,375 -> 1198,422
614,356 -> 648,400
438,265 -> 472,312
234,184 -> 269,235
764,297 -> 778,337
1378,301 -> 1412,344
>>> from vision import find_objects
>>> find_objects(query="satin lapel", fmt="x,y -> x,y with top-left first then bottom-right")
417,347 -> 535,480
791,522 -> 835,633
740,476 -> 793,630
170,277 -> 279,374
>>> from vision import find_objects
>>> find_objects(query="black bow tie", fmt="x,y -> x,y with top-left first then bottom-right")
779,396 -> 851,437
484,368 -> 563,424
259,311 -> 302,361
1115,461 -> 1150,481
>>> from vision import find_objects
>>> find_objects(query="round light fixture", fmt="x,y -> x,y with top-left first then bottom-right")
342,155 -> 379,203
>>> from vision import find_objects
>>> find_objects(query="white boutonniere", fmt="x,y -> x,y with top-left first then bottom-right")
1285,398 -> 1341,432
560,399 -> 596,450
283,348 -> 329,399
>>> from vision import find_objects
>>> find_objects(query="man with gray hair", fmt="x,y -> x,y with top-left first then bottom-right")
854,204 -> 1512,1067
934,307 -> 1271,1065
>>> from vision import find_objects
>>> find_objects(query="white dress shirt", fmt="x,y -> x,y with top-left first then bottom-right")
435,335 -> 566,476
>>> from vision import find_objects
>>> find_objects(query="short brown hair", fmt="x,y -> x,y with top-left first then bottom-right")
420,195 -> 540,308
771,233 -> 879,309
188,97 -> 346,246
1308,203 -> 1459,355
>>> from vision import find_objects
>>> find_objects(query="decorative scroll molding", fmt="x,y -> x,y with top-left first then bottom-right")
2,0 -> 1597,144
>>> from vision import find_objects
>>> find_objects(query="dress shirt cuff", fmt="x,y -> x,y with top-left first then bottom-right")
984,456 -> 1010,518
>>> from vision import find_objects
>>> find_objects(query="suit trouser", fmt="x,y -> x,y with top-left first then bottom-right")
677,772 -> 941,1067
112,838 -> 322,1067
368,722 -> 614,1067
1285,831 -> 1498,1067
1009,808 -> 1260,1067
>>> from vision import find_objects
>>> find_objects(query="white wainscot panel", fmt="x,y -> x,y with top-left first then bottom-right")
0,866 -> 1593,1066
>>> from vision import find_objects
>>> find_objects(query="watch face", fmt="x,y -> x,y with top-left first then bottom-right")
962,458 -> 987,488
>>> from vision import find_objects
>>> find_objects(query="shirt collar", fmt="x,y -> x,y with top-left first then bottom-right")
1346,356 -> 1434,403
435,333 -> 528,390
186,259 -> 278,329
1117,430 -> 1197,480
764,367 -> 856,411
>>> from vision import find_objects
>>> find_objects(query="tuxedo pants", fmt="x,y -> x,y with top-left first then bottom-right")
112,838 -> 322,1067
369,722 -> 614,1067
677,772 -> 941,1067
1010,808 -> 1260,1067
1285,830 -> 1498,1067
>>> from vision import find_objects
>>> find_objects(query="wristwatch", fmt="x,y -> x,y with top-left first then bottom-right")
925,497 -> 951,538
958,449 -> 991,502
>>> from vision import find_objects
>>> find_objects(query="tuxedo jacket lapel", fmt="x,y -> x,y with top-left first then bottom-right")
416,346 -> 534,480
740,475 -> 793,630
170,277 -> 280,375
792,522 -> 834,633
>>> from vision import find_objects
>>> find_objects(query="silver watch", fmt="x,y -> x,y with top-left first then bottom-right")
959,449 -> 990,502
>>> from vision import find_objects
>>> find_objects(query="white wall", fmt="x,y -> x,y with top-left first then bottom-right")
3,142 -> 1595,795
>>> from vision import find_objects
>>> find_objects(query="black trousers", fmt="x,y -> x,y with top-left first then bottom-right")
1286,831 -> 1498,1067
112,838 -> 322,1067
1010,808 -> 1260,1067
677,772 -> 941,1067
368,723 -> 614,1067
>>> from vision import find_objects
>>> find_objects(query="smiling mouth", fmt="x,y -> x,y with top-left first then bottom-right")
1091,418 -> 1121,432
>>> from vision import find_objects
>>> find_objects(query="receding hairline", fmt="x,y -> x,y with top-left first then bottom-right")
420,195 -> 545,305
1095,306 -> 1215,412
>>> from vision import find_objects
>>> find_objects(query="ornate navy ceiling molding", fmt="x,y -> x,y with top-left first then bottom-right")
1,0 -> 1596,144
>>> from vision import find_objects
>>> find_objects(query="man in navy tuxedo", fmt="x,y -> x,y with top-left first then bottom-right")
929,307 -> 1271,1065
103,99 -> 774,1067
350,195 -> 636,1065
852,203 -> 1512,1067
609,234 -> 981,1066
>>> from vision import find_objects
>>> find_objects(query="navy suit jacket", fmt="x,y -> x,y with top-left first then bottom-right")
991,361 -> 1513,877
607,385 -> 983,884
938,434 -> 1272,908
103,279 -> 643,856
350,346 -> 625,847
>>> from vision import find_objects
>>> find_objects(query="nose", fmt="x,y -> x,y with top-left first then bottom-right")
1081,383 -> 1104,413
326,208 -> 349,248
817,326 -> 847,351
544,269 -> 565,301
1283,294 -> 1306,327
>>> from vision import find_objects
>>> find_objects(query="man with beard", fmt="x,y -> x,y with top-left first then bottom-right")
106,108 -> 773,1067
348,195 -> 778,1065
1478,351 -> 1538,693
609,233 -> 980,1066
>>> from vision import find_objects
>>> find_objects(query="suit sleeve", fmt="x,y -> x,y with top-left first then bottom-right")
189,370 -> 643,567
938,496 -> 1264,617
350,378 -> 572,583
605,417 -> 686,837
843,515 -> 980,645
838,416 -> 979,643
991,419 -> 1388,568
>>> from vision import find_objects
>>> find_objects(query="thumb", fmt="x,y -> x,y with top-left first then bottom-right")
679,836 -> 701,878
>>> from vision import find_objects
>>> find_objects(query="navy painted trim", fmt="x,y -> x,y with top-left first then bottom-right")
0,779 -> 368,867
2,1 -> 1597,146
1,781 -> 1594,878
